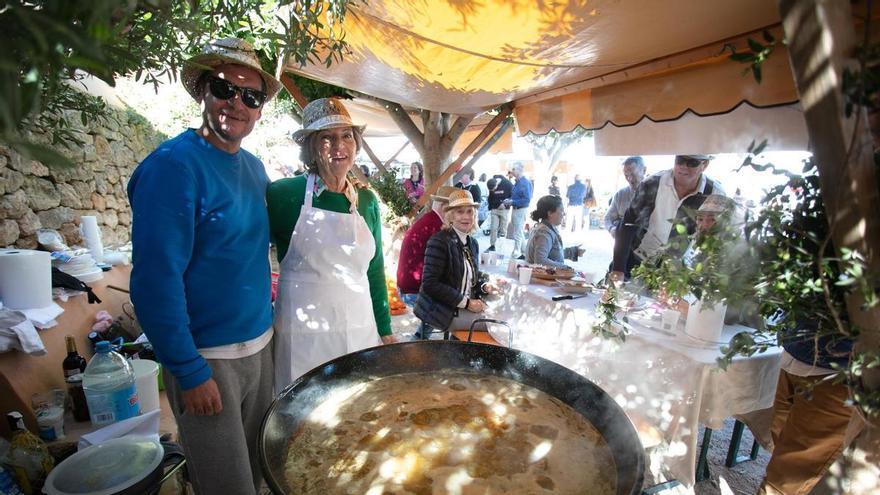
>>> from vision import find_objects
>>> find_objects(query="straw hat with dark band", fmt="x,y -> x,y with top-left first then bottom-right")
181,37 -> 281,102
292,98 -> 366,145
443,189 -> 480,212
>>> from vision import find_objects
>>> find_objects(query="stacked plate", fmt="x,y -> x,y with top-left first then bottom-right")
53,250 -> 103,282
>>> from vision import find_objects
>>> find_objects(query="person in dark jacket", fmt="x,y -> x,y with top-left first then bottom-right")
454,169 -> 482,203
414,189 -> 490,339
486,174 -> 513,251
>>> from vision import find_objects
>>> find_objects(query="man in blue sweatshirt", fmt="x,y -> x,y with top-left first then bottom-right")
127,38 -> 280,495
504,161 -> 533,259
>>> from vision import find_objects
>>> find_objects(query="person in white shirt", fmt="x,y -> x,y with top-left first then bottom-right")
610,154 -> 725,278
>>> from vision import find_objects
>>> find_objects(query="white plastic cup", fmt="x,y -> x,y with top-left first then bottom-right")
507,258 -> 519,275
661,309 -> 681,331
131,359 -> 161,413
518,267 -> 533,285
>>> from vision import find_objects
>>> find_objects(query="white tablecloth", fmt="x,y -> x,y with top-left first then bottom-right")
475,264 -> 782,486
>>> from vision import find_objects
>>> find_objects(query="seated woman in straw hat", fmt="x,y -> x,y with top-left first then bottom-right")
414,189 -> 499,339
267,97 -> 396,390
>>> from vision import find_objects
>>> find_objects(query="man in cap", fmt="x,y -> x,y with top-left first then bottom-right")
127,37 -> 280,494
611,154 -> 725,278
504,161 -> 533,259
397,186 -> 458,307
604,156 -> 646,236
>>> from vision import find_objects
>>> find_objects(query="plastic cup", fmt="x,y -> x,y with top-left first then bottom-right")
131,359 -> 161,413
508,258 -> 519,275
518,267 -> 533,284
661,309 -> 681,331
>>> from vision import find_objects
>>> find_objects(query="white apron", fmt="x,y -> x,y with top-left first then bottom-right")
273,173 -> 381,389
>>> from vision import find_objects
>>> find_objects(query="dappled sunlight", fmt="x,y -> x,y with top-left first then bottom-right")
283,371 -> 616,493
475,264 -> 780,484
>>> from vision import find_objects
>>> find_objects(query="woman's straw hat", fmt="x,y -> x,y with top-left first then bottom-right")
443,189 -> 480,211
292,97 -> 366,145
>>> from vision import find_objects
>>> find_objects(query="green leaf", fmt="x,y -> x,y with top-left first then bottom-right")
762,30 -> 776,44
675,224 -> 687,235
748,38 -> 765,53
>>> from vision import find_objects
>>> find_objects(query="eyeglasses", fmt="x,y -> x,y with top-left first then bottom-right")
206,76 -> 267,109
675,156 -> 706,168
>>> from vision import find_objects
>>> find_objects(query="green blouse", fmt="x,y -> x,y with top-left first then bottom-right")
266,175 -> 391,336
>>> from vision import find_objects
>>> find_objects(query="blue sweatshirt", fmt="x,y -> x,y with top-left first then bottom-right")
566,181 -> 587,206
127,129 -> 273,390
510,176 -> 533,208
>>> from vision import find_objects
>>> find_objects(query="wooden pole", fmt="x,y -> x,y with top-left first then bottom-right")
361,139 -> 389,174
778,0 -> 880,491
413,103 -> 514,213
455,117 -> 513,183
278,73 -> 310,109
384,140 -> 410,169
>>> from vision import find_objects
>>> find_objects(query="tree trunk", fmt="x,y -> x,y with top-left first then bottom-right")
779,0 -> 880,492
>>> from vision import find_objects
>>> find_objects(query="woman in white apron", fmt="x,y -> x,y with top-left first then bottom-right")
267,98 -> 397,390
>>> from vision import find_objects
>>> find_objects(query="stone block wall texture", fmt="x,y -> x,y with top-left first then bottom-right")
0,108 -> 165,249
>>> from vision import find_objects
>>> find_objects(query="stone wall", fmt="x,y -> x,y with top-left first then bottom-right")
0,108 -> 165,249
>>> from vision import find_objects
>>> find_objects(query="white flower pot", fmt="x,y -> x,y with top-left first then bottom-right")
685,299 -> 727,342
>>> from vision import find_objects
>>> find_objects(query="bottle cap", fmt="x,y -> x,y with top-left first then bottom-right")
95,341 -> 111,353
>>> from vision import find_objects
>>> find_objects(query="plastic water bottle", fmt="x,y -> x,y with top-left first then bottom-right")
83,341 -> 140,426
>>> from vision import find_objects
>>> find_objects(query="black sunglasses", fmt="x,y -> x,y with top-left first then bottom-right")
206,76 -> 267,109
675,156 -> 706,168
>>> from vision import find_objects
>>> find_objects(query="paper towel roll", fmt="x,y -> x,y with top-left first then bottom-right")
0,249 -> 53,309
80,215 -> 104,262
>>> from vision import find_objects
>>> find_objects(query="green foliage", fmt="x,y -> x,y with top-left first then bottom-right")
287,73 -> 351,102
721,30 -> 777,83
369,170 -> 412,220
0,0 -> 361,166
632,217 -> 754,308
590,285 -> 630,342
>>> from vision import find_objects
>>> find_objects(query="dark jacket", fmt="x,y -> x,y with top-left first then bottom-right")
414,229 -> 482,331
454,182 -> 482,203
488,175 -> 513,210
783,321 -> 853,370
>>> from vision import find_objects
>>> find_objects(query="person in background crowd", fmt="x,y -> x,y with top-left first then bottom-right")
548,175 -> 560,197
611,154 -> 725,278
127,37 -> 278,495
486,174 -> 513,252
504,162 -> 533,259
415,189 -> 494,339
525,195 -> 585,268
403,161 -> 425,205
604,156 -> 647,236
565,174 -> 587,233
581,178 -> 596,230
397,186 -> 457,306
359,164 -> 372,179
454,169 -> 482,203
267,97 -> 397,389
476,172 -> 490,230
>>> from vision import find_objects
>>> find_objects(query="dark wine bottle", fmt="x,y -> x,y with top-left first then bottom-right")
62,335 -> 87,379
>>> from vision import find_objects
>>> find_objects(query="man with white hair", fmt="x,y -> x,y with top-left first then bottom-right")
397,186 -> 457,306
504,161 -> 533,259
605,156 -> 647,236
